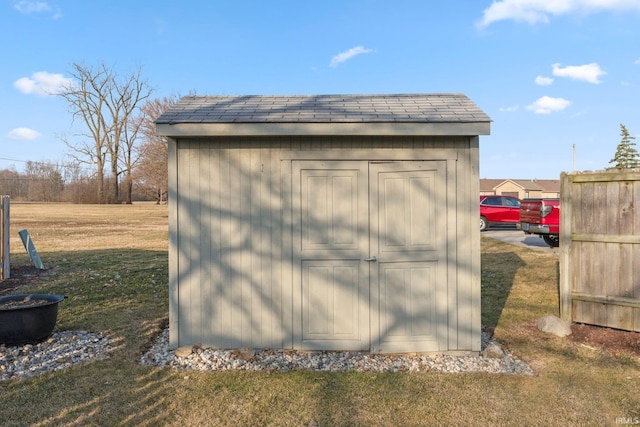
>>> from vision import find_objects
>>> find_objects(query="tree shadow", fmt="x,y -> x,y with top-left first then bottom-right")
169,134 -> 481,353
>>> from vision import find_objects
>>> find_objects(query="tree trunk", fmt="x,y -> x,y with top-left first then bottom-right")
124,172 -> 133,204
110,165 -> 119,203
96,162 -> 105,203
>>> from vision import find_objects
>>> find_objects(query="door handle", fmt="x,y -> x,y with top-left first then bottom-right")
364,256 -> 377,262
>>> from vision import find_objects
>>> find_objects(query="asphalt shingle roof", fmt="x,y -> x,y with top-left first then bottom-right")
156,94 -> 491,124
479,179 -> 561,192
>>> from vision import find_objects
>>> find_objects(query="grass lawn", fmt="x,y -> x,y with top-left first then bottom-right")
0,203 -> 638,426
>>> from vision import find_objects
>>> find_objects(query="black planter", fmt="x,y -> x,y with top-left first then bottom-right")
0,294 -> 65,346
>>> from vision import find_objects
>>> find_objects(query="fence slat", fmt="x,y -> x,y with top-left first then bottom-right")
572,234 -> 640,244
560,172 -> 640,332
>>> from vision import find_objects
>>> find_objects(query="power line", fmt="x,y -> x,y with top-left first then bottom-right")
0,156 -> 95,174
0,156 -> 35,164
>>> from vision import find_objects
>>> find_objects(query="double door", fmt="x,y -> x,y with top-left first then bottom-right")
293,160 -> 448,353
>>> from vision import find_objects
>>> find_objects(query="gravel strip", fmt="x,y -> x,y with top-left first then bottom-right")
0,328 -> 534,380
0,331 -> 113,381
140,328 -> 535,375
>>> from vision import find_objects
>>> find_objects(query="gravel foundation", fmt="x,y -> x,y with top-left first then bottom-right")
140,328 -> 535,375
0,328 -> 535,381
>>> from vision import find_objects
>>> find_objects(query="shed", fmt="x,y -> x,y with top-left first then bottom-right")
156,94 -> 491,354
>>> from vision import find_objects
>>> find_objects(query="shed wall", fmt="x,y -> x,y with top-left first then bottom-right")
169,135 -> 480,352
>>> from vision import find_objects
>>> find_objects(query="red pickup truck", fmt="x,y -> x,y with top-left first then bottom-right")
517,198 -> 560,247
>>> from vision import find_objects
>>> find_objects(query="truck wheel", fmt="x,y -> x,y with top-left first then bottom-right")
480,216 -> 488,232
543,235 -> 559,247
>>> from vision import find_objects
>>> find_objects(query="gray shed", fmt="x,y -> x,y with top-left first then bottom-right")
156,94 -> 490,354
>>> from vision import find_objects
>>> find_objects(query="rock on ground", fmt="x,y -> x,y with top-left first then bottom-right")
537,315 -> 572,337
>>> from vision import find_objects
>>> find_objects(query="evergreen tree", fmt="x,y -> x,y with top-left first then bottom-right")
609,124 -> 640,170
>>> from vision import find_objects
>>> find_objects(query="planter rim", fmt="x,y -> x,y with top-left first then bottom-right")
0,294 -> 65,312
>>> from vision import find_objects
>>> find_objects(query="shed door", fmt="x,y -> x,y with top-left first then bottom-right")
293,161 -> 448,352
370,161 -> 447,353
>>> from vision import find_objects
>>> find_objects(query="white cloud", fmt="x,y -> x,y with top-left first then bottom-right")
13,1 -> 62,19
635,58 -> 640,64
535,75 -> 554,86
552,63 -> 606,83
478,0 -> 640,28
499,105 -> 519,112
329,46 -> 373,68
526,96 -> 571,114
14,71 -> 73,95
14,1 -> 50,13
8,127 -> 41,140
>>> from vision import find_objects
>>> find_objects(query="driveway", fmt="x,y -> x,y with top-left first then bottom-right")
482,229 -> 559,253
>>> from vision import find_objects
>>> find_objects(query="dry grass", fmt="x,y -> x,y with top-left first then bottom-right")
9,202 -> 168,253
0,203 -> 638,426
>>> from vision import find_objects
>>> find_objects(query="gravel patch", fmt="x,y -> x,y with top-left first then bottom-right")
0,330 -> 113,380
140,328 -> 535,375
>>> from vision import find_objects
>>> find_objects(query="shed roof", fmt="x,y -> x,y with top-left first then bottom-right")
156,94 -> 491,137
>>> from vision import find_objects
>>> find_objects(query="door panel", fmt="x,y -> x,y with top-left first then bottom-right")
301,174 -> 359,252
370,162 -> 447,353
293,161 -> 369,350
302,260 -> 361,341
380,173 -> 437,253
379,262 -> 437,339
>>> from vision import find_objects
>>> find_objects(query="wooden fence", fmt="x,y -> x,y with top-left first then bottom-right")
0,196 -> 9,280
559,171 -> 640,332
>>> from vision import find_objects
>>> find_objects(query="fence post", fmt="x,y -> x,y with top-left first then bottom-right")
0,196 -> 9,281
559,173 -> 571,322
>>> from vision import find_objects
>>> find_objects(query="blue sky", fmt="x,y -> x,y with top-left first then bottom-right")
1,0 -> 639,179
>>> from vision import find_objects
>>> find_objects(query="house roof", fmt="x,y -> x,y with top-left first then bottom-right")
510,180 -> 545,191
534,179 -> 560,192
156,94 -> 491,137
479,179 -> 506,191
480,178 -> 561,193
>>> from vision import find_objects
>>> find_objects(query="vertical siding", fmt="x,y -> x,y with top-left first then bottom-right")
176,141 -> 199,344
467,136 -> 482,351
168,138 -> 179,348
172,135 -> 480,352
445,157 -> 458,349
174,138 -> 288,349
440,135 -> 480,352
218,142 -> 233,347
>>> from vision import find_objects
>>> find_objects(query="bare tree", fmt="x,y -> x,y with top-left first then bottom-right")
61,162 -> 100,203
59,63 -> 109,202
0,167 -> 27,200
25,161 -> 64,202
105,67 -> 152,203
120,105 -> 145,204
59,62 -> 152,203
135,95 -> 179,203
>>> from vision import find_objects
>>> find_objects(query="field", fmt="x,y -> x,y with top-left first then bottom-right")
0,203 -> 638,426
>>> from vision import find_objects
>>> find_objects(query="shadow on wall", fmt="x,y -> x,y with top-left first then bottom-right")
171,136 -> 477,351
